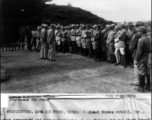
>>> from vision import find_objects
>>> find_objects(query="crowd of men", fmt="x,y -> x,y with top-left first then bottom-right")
25,21 -> 151,92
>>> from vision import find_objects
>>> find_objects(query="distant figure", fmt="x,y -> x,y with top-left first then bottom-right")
31,28 -> 37,51
26,26 -> 32,51
47,24 -> 56,61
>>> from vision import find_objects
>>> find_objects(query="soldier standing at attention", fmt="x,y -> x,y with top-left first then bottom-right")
101,26 -> 108,61
114,26 -> 121,65
40,24 -> 48,59
47,24 -> 56,61
61,27 -> 67,53
92,25 -> 101,62
126,23 -> 134,67
118,24 -> 127,68
67,26 -> 72,53
70,25 -> 75,53
55,26 -> 62,52
26,26 -> 32,51
81,25 -> 87,56
85,25 -> 93,58
76,25 -> 82,55
129,21 -> 145,86
134,26 -> 150,92
106,25 -> 115,63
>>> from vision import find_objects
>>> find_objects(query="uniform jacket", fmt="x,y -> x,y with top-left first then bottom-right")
106,30 -> 115,46
135,34 -> 150,63
47,28 -> 55,45
129,33 -> 140,58
40,28 -> 47,43
118,29 -> 127,41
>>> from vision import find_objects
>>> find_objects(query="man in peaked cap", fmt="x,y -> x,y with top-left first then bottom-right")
70,24 -> 77,54
129,21 -> 145,86
134,26 -> 150,92
106,25 -> 115,63
61,26 -> 67,53
47,24 -> 56,61
117,23 -> 127,68
40,24 -> 48,59
126,24 -> 134,67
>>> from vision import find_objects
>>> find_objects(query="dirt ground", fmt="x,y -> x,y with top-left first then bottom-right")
1,51 -> 150,93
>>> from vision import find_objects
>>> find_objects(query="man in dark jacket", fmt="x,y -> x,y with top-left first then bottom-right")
129,21 -> 145,86
134,26 -> 150,92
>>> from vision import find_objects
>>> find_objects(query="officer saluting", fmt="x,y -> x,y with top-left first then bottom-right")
135,26 -> 151,92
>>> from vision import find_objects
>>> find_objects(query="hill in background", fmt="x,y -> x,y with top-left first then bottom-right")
42,4 -> 112,25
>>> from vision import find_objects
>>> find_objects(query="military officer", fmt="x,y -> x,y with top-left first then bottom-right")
92,25 -> 101,61
129,21 -> 145,86
86,24 -> 93,58
55,26 -> 62,52
117,24 -> 127,68
106,25 -> 115,63
81,25 -> 87,56
66,26 -> 72,53
134,26 -> 150,92
40,24 -> 48,59
126,24 -> 134,66
47,24 -> 56,61
70,25 -> 76,53
101,26 -> 108,61
61,26 -> 67,53
76,25 -> 82,54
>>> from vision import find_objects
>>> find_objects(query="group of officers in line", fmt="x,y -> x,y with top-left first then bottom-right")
25,21 -> 151,92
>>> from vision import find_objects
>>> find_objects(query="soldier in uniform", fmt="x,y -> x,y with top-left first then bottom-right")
92,25 -> 101,61
117,24 -> 127,68
47,24 -> 56,61
26,26 -> 32,51
129,21 -> 145,86
134,26 -> 150,92
40,24 -> 48,59
36,26 -> 41,52
114,26 -> 121,65
106,25 -> 115,63
86,24 -> 93,58
70,25 -> 77,54
55,26 -> 62,52
31,28 -> 37,51
126,23 -> 134,66
76,25 -> 82,54
101,26 -> 108,61
61,27 -> 67,53
66,26 -> 72,53
81,25 -> 87,56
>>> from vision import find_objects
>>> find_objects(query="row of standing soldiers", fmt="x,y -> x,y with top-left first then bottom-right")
26,21 -> 151,92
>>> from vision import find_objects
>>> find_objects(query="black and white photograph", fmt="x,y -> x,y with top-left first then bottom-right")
0,0 -> 151,93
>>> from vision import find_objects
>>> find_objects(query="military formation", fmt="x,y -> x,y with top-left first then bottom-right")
25,21 -> 151,92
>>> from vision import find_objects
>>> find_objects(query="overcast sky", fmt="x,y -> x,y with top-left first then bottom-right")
46,0 -> 151,22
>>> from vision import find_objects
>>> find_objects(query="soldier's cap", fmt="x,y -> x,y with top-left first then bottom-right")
127,21 -> 133,25
119,24 -> 125,28
114,26 -> 120,30
146,21 -> 151,27
93,25 -> 97,28
136,26 -> 147,33
127,24 -> 134,28
135,21 -> 145,27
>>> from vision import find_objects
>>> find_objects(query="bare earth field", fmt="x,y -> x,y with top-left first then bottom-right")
1,51 -> 148,93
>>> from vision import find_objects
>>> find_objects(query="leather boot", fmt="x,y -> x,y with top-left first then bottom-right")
146,74 -> 150,90
135,74 -> 145,92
